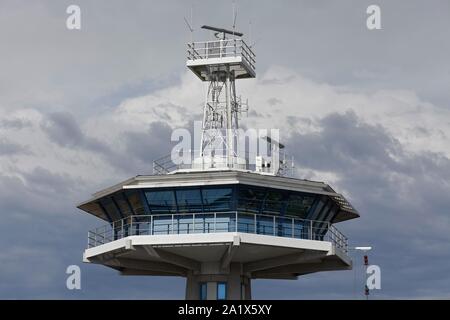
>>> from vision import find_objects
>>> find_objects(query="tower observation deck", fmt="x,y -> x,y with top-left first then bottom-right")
77,25 -> 360,300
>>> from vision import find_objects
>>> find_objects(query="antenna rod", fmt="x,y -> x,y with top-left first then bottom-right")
184,5 -> 194,43
232,1 -> 237,32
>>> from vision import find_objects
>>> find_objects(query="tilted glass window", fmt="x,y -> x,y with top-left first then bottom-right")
145,190 -> 176,214
262,190 -> 285,215
237,186 -> 265,213
286,193 -> 316,219
176,188 -> 203,213
99,198 -> 121,221
202,187 -> 233,211
143,185 -> 317,219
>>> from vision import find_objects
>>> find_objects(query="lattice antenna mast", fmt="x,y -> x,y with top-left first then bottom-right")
186,24 -> 255,169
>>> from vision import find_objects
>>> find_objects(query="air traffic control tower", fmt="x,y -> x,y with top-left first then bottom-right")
78,26 -> 360,300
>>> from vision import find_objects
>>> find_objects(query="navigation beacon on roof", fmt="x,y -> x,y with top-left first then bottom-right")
77,24 -> 360,300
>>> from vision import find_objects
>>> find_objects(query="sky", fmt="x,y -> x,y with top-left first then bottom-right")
1,0 -> 450,299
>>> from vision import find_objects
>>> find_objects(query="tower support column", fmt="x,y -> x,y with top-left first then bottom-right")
185,262 -> 251,300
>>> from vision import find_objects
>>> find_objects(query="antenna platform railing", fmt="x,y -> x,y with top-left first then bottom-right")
152,149 -> 294,176
187,39 -> 255,71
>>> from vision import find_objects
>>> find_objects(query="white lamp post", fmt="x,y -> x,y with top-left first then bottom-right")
348,245 -> 373,299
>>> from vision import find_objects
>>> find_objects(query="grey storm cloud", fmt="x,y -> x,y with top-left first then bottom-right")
287,111 -> 450,220
21,166 -> 82,195
289,110 -> 401,172
41,112 -> 110,154
0,138 -> 32,156
0,168 -> 82,218
0,118 -> 32,130
124,121 -> 173,164
41,112 -> 84,147
39,111 -> 165,175
283,111 -> 450,298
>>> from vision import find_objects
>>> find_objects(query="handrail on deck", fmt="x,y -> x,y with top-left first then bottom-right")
87,211 -> 348,252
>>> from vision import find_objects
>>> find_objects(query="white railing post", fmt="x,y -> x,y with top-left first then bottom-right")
254,214 -> 257,233
339,231 -> 342,247
150,215 -> 153,235
310,220 -> 313,240
214,212 -> 217,233
235,211 -> 238,232
273,216 -> 276,236
292,218 -> 295,238
130,217 -> 133,236
171,214 -> 174,234
328,222 -> 331,243
193,213 -> 195,234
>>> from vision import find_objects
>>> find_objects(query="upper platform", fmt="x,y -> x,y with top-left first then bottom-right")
187,39 -> 256,81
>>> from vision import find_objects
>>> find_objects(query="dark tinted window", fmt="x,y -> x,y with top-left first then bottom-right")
286,193 -> 315,218
237,186 -> 265,213
145,190 -> 176,214
262,190 -> 284,215
176,188 -> 203,213
202,187 -> 232,211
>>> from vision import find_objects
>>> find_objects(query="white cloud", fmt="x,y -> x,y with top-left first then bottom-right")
3,65 -> 449,191
88,65 -> 450,164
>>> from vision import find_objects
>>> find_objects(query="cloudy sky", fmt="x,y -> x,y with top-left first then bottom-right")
1,0 -> 450,299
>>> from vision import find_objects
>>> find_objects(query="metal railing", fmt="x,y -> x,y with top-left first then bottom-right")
187,39 -> 256,71
152,149 -> 294,176
87,211 -> 348,252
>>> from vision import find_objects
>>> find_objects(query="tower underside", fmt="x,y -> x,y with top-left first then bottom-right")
84,232 -> 351,300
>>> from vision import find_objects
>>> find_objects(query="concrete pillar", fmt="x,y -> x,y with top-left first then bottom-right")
206,282 -> 217,300
184,262 -> 252,300
185,271 -> 199,300
244,278 -> 252,300
227,263 -> 242,299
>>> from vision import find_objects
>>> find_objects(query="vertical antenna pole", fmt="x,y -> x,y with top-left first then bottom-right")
248,20 -> 252,48
232,1 -> 237,40
184,5 -> 194,44
226,67 -> 232,167
190,4 -> 194,44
